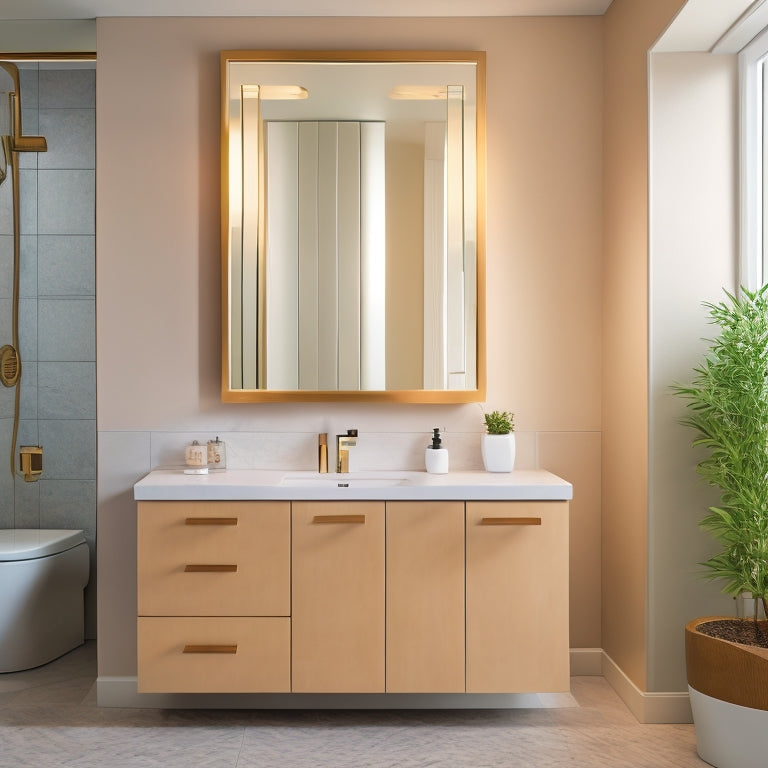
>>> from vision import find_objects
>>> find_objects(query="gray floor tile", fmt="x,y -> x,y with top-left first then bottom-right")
0,643 -> 708,768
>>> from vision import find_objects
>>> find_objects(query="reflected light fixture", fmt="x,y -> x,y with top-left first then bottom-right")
242,84 -> 308,100
388,85 -> 450,100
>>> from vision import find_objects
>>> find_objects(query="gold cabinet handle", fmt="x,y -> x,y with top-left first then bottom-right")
184,564 -> 238,572
183,644 -> 237,654
185,517 -> 238,526
312,514 -> 366,524
480,517 -> 542,526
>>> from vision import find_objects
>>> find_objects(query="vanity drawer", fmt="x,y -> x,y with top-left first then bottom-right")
137,501 -> 290,616
137,616 -> 290,693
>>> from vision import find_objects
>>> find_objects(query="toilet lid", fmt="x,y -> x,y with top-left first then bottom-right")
0,529 -> 86,561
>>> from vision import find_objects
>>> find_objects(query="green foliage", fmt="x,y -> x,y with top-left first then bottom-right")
483,410 -> 515,435
674,285 -> 768,611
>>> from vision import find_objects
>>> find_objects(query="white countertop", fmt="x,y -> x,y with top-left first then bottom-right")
133,469 -> 572,502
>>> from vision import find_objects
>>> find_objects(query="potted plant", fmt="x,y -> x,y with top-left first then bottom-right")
481,410 -> 515,472
674,286 -> 768,768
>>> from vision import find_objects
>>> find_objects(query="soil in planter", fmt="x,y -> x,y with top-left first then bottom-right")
697,619 -> 768,649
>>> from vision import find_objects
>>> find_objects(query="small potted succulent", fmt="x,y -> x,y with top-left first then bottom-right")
482,410 -> 515,472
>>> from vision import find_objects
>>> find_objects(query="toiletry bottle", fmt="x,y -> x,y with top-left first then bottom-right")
425,428 -> 449,474
207,436 -> 226,471
318,433 -> 328,473
184,440 -> 208,474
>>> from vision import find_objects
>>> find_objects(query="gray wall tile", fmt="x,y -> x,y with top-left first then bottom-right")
40,477 -> 95,533
17,66 -> 39,109
18,297 -> 37,362
18,170 -> 36,236
19,360 -> 37,420
0,376 -> 15,420
19,109 -> 40,171
38,419 -> 96,479
0,181 -> 11,235
21,106 -> 39,134
38,298 -> 94,361
0,236 -> 11,297
38,235 -> 94,296
14,476 -> 40,528
0,418 -> 13,525
38,170 -> 94,235
20,235 -> 37,298
39,69 -> 95,109
38,109 -> 95,170
39,361 -> 95,419
17,417 -> 39,448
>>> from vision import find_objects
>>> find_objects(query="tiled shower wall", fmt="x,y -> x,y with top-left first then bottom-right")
0,62 -> 96,637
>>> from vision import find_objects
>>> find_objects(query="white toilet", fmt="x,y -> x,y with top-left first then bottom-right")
0,529 -> 89,673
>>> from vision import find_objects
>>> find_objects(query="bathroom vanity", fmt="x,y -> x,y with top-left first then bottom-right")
134,469 -> 572,703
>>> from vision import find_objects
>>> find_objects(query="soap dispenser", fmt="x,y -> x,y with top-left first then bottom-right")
425,428 -> 449,474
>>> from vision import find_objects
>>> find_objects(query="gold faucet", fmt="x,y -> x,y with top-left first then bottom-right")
336,429 -> 358,473
318,433 -> 328,474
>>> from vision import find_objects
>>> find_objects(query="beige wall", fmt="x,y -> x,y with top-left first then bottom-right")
96,16 -> 603,676
648,52 -> 738,691
601,0 -> 685,692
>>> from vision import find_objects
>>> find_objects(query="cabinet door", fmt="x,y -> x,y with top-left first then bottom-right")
137,501 -> 290,617
292,501 -> 385,692
466,501 -> 569,693
386,501 -> 465,692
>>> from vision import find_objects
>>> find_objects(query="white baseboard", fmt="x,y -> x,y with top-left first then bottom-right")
601,651 -> 692,724
98,651 -> 690,722
570,647 -> 603,675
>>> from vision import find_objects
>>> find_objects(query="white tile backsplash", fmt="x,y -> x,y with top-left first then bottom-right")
139,429 -> 537,474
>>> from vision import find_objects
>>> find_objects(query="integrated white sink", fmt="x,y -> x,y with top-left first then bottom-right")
280,472 -> 411,488
133,468 -> 573,502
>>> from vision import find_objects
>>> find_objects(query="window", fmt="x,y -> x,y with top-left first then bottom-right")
739,19 -> 768,288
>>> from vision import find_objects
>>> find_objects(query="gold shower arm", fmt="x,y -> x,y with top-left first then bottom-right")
11,135 -> 46,152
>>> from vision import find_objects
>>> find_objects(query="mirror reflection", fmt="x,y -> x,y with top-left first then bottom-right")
222,51 -> 485,402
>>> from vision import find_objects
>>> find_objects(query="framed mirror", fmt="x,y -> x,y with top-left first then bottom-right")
221,50 -> 485,403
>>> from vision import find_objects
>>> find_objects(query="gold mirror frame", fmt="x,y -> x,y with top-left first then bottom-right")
221,49 -> 486,403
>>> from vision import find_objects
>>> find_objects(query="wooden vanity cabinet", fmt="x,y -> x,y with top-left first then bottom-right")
291,501 -> 385,692
136,500 -> 291,693
386,501 -> 465,692
137,495 -> 570,697
465,501 -> 570,693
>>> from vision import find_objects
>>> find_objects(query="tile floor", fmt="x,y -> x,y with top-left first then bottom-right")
0,642 -> 708,767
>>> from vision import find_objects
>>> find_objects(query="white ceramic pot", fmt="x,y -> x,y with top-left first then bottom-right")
481,433 -> 516,472
690,686 -> 768,768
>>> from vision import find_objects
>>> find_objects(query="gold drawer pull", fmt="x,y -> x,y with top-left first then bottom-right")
480,517 -> 542,526
184,564 -> 238,572
185,517 -> 238,526
313,514 -> 366,524
183,644 -> 237,654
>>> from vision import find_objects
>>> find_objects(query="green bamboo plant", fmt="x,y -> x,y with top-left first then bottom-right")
674,286 -> 768,621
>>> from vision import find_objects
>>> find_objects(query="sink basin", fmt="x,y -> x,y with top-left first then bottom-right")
280,472 -> 410,488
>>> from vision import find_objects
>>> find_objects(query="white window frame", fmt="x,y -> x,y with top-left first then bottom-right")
740,25 -> 768,289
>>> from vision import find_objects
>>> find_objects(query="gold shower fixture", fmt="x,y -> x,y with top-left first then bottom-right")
0,61 -> 48,477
